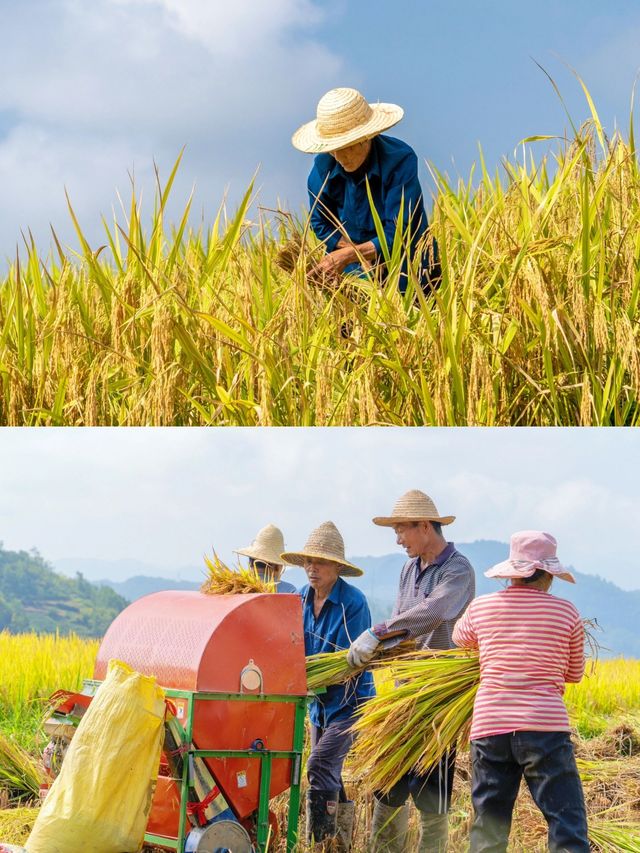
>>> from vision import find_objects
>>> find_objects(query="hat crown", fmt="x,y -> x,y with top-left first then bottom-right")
509,530 -> 557,563
304,521 -> 346,561
316,88 -> 373,139
252,524 -> 285,554
392,489 -> 439,519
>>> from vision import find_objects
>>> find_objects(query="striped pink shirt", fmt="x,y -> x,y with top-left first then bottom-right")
452,586 -> 585,740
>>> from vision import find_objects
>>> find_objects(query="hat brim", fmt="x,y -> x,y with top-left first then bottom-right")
280,550 -> 363,578
484,559 -> 576,584
372,514 -> 456,527
291,103 -> 404,154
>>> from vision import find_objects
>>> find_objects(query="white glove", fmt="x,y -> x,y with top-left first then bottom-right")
347,629 -> 380,668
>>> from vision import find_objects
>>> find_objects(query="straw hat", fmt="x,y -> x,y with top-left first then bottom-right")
373,489 -> 455,527
281,521 -> 363,577
235,524 -> 288,567
484,531 -> 576,584
291,87 -> 404,154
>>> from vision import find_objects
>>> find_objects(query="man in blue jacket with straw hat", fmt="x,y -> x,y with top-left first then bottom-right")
291,87 -> 440,295
282,520 -> 374,851
347,489 -> 475,853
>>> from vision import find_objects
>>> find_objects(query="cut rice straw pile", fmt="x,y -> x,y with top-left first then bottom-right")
0,731 -> 43,801
587,814 -> 640,852
351,648 -> 479,794
0,806 -> 38,843
200,553 -> 275,595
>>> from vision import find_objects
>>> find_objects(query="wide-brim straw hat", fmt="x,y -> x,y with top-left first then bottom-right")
291,87 -> 404,154
484,530 -> 576,584
235,524 -> 290,568
281,521 -> 363,577
373,489 -> 455,527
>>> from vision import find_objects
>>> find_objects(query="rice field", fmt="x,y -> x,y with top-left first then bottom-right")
1,91 -> 639,426
0,633 -> 638,850
0,632 -> 98,749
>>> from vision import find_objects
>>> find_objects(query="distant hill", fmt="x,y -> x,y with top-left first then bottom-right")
99,575 -> 201,601
0,544 -> 128,636
72,539 -> 638,657
54,556 -> 201,583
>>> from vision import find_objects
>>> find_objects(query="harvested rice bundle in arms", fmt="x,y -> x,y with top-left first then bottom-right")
200,553 -> 275,595
350,648 -> 479,794
305,638 -> 414,692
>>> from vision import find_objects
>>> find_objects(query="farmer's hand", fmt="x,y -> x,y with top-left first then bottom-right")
309,247 -> 354,281
347,629 -> 380,668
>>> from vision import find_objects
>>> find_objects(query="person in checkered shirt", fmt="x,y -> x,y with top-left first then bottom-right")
347,489 -> 475,853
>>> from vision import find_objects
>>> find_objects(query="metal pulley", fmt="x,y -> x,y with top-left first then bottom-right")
185,820 -> 253,852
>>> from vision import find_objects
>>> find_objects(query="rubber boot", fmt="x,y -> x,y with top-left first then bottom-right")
370,797 -> 409,852
417,811 -> 449,852
335,800 -> 355,851
306,788 -> 340,847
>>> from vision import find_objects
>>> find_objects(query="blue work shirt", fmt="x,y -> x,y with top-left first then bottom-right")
307,135 -> 437,293
301,577 -> 375,727
276,579 -> 298,594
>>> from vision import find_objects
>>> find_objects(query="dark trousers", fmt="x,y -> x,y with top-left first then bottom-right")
470,731 -> 589,853
376,747 -> 456,814
307,718 -> 355,798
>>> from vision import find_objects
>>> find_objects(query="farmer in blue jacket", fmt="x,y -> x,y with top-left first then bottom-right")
291,87 -> 439,295
282,521 -> 374,850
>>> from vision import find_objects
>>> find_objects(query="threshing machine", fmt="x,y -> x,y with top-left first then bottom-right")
44,591 -> 309,853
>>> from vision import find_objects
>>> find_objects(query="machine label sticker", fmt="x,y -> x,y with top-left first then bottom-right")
236,771 -> 247,788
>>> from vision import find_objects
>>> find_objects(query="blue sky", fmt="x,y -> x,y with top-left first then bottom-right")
0,427 -> 637,590
1,0 -> 639,265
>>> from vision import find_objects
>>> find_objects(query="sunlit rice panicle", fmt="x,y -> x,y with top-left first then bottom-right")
1,86 -> 639,426
200,552 -> 276,595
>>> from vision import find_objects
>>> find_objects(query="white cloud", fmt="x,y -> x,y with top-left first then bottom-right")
0,428 -> 639,591
0,0 -> 346,259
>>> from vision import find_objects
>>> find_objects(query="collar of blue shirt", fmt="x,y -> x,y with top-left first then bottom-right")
304,575 -> 345,608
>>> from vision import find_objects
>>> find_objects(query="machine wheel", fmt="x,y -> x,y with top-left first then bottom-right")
186,820 -> 253,852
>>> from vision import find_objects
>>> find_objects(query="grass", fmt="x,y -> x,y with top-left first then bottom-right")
1,83 -> 639,425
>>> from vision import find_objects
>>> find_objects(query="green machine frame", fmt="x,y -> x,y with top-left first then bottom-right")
133,688 -> 310,853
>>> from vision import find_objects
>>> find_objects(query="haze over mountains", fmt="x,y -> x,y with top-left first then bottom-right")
56,540 -> 640,658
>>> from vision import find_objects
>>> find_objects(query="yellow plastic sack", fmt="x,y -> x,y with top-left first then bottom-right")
27,659 -> 165,853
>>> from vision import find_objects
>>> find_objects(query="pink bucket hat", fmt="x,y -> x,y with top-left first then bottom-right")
484,531 -> 576,584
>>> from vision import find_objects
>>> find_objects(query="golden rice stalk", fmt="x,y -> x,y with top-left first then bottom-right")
200,552 -> 275,595
0,805 -> 38,843
587,816 -> 640,852
0,731 -> 43,800
305,642 -> 415,692
576,755 -> 640,783
351,649 -> 480,794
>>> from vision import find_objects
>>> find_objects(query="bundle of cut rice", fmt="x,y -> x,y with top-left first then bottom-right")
305,641 -> 414,692
350,648 -> 480,794
200,553 -> 275,595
